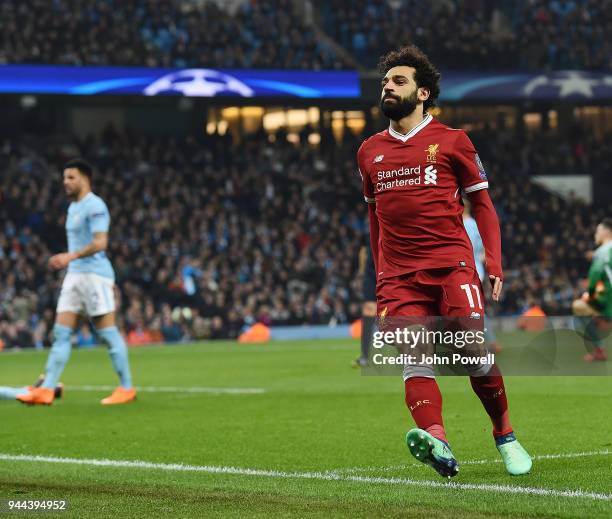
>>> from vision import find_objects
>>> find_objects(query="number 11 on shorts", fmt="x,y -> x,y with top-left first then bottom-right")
460,283 -> 482,309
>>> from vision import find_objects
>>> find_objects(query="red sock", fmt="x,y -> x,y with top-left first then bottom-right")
469,364 -> 513,437
404,377 -> 447,443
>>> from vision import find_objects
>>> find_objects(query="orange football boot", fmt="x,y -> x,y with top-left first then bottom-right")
16,387 -> 55,405
29,376 -> 63,398
100,387 -> 137,405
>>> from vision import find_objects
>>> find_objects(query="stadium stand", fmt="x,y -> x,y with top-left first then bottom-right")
0,122 -> 608,346
0,0 -> 348,69
1,0 -> 609,71
317,0 -> 610,70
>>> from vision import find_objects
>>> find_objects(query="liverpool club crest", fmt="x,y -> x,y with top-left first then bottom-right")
425,143 -> 439,163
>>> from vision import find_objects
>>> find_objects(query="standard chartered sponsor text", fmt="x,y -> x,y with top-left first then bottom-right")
376,164 -> 421,192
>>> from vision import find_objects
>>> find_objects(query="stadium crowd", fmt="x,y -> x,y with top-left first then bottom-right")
0,0 -> 609,71
467,122 -> 610,317
319,0 -> 611,70
0,121 -> 608,348
0,0 -> 347,70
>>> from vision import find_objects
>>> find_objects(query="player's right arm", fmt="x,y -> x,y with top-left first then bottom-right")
49,232 -> 108,270
357,142 -> 379,275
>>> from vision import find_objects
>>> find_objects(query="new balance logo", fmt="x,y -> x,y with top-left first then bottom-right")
424,165 -> 437,185
373,154 -> 384,163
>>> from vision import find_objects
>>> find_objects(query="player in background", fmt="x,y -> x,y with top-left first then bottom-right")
463,200 -> 502,354
358,45 -> 531,477
17,159 -> 136,406
353,245 -> 377,367
572,218 -> 612,361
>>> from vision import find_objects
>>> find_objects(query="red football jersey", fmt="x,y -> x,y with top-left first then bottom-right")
358,114 -> 489,281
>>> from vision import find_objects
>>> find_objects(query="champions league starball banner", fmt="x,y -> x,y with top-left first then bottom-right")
0,66 -> 610,101
0,65 -> 360,98
440,70 -> 612,101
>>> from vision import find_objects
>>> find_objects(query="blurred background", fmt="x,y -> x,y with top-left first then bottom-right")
0,0 -> 610,349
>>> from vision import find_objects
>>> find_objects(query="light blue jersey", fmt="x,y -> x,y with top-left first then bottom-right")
463,215 -> 485,281
66,192 -> 114,279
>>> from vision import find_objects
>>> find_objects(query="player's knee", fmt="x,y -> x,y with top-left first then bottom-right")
385,323 -> 432,355
464,362 -> 493,377
572,298 -> 598,316
572,299 -> 586,315
403,364 -> 435,380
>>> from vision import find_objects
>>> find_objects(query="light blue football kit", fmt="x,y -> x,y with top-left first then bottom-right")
42,191 -> 132,391
0,386 -> 29,400
66,192 -> 114,279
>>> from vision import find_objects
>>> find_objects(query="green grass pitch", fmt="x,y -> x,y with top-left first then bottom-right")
0,336 -> 610,518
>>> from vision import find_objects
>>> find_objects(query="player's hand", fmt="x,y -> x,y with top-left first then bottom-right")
489,275 -> 503,302
48,252 -> 77,270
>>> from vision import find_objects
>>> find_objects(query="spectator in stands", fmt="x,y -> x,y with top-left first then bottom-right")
317,0 -> 609,70
0,1 -> 607,71
0,0 -> 348,70
161,313 -> 184,343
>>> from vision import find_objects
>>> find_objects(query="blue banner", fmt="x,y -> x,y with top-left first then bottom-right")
1,66 -> 609,101
0,65 -> 360,98
440,70 -> 612,101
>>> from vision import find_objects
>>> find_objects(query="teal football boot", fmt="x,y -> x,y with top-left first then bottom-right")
406,428 -> 459,478
496,432 -> 532,475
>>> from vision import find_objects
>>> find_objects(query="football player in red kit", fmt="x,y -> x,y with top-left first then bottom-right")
358,45 -> 532,477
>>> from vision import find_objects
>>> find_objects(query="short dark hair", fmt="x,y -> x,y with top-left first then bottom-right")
378,45 -> 441,112
63,158 -> 93,179
600,218 -> 612,231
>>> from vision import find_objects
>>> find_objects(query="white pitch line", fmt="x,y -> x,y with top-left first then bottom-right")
331,450 -> 612,475
464,450 -> 612,466
0,453 -> 610,502
66,385 -> 265,395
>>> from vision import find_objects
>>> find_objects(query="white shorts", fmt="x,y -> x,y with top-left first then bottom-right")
56,272 -> 116,317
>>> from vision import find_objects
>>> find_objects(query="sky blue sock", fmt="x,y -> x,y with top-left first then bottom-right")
98,326 -> 133,389
42,324 -> 73,388
0,386 -> 29,400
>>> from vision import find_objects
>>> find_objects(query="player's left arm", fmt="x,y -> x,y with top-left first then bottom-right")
49,200 -> 110,270
468,190 -> 503,301
452,131 -> 503,301
71,232 -> 109,260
